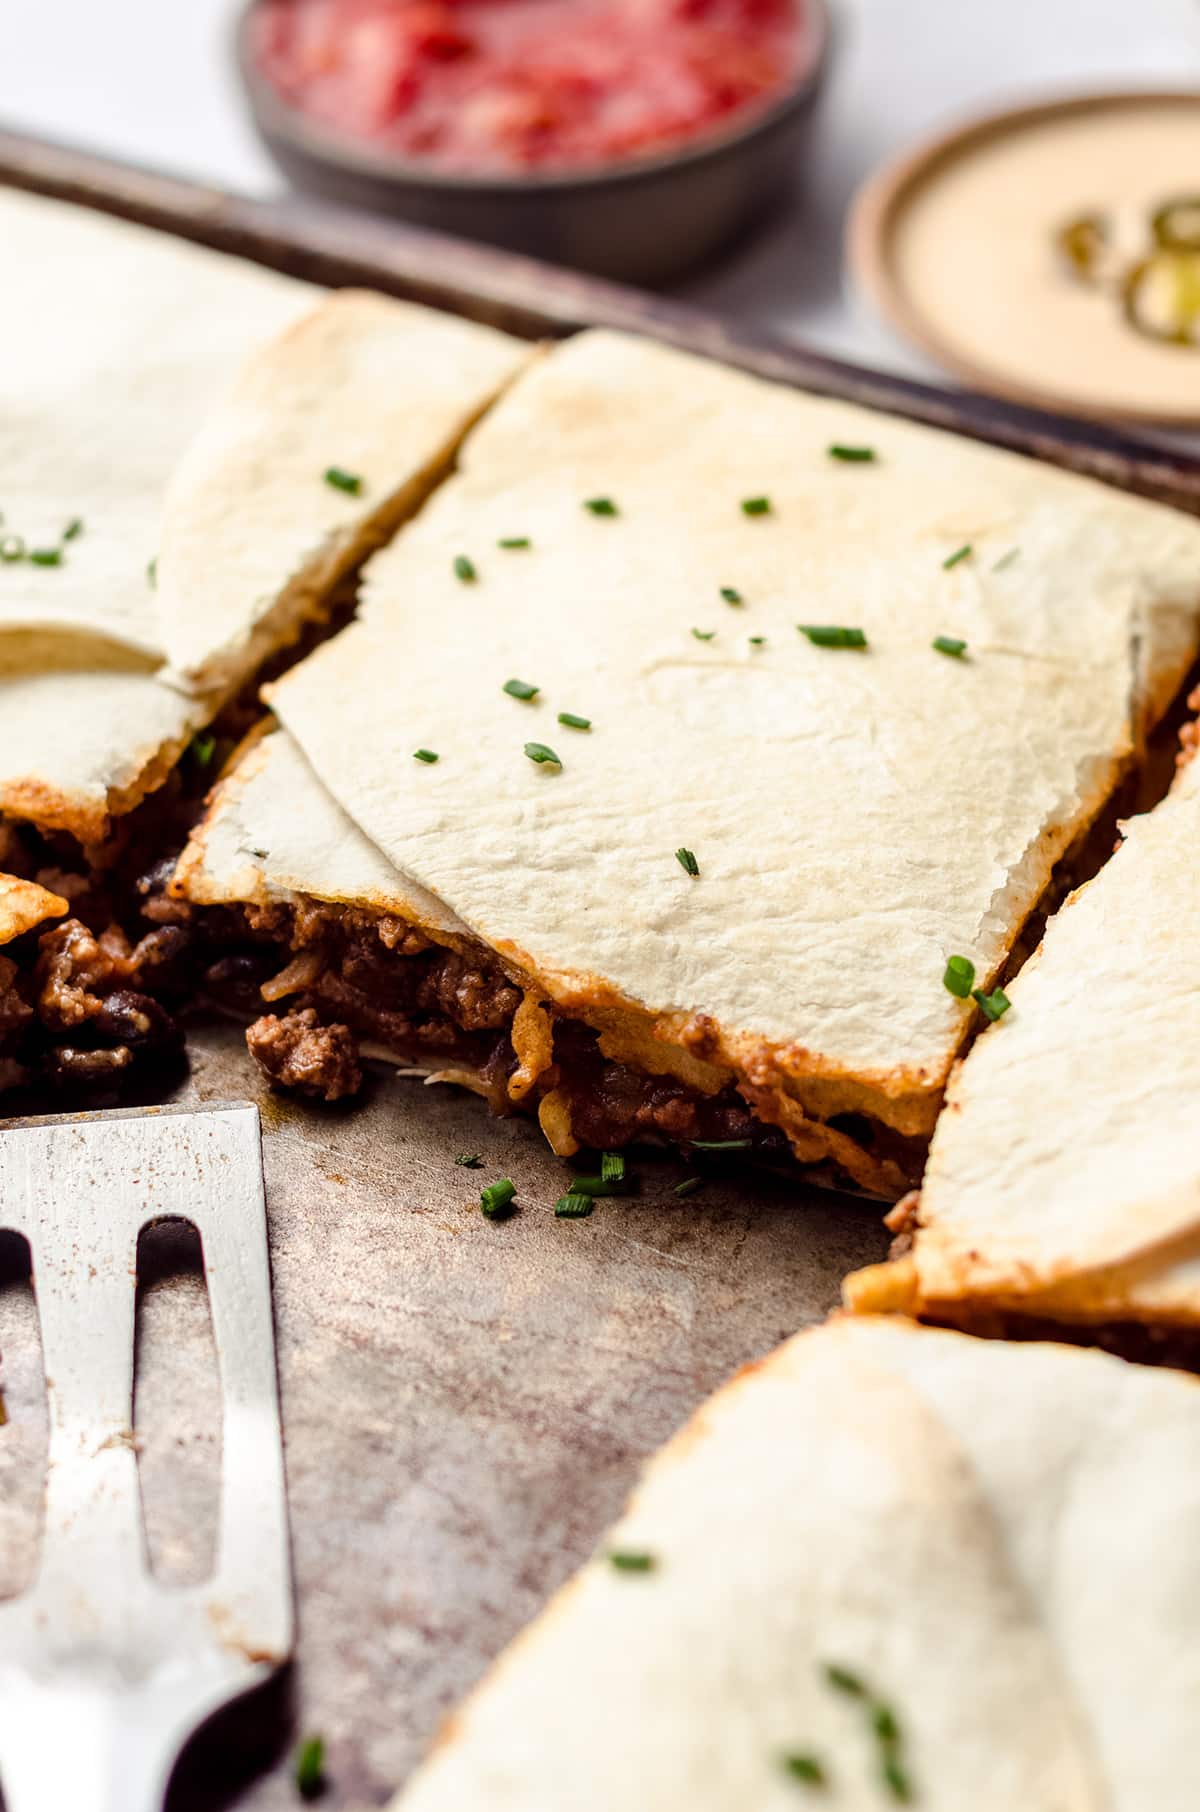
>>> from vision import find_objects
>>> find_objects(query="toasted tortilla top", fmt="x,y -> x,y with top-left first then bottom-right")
157,290 -> 532,696
0,186 -> 314,661
266,328 -> 1200,1112
396,1315 -> 1200,1812
866,752 -> 1200,1327
0,873 -> 67,947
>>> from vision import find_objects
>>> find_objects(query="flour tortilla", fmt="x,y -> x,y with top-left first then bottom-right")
848,751 -> 1200,1329
157,291 -> 532,696
0,186 -> 313,661
0,874 -> 66,947
396,1315 -> 1200,1812
267,328 -> 1200,1157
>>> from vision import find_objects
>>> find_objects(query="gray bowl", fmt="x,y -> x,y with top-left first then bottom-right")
235,0 -> 832,288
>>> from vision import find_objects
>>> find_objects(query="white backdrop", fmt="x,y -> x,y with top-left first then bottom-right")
5,0 -> 1200,379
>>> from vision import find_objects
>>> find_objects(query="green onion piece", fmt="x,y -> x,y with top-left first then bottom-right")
720,585 -> 744,605
691,628 -> 716,641
933,635 -> 968,659
455,1154 -> 483,1168
555,1192 -> 595,1218
504,678 -> 539,701
608,1549 -> 656,1572
675,847 -> 700,877
943,955 -> 976,999
1,534 -> 26,562
689,1138 -> 752,1152
498,536 -> 531,549
453,554 -> 477,583
942,543 -> 973,570
295,1734 -> 326,1801
584,496 -> 618,516
480,1177 -> 517,1219
741,495 -> 771,515
872,1704 -> 901,1747
881,1756 -> 913,1803
29,547 -> 62,567
798,624 -> 868,649
823,1663 -> 867,1698
781,1753 -> 828,1787
324,466 -> 362,495
827,443 -> 876,463
601,1150 -> 625,1184
413,748 -> 439,764
524,741 -> 561,767
190,733 -> 217,769
62,516 -> 84,542
557,711 -> 591,730
748,635 -> 766,646
674,1177 -> 703,1198
146,555 -> 157,586
973,986 -> 1012,1023
993,546 -> 1020,572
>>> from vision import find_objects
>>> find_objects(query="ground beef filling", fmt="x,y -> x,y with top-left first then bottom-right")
198,896 -> 789,1156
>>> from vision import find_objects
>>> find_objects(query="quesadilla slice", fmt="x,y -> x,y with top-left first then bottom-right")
847,734 -> 1200,1343
395,1315 -> 1200,1812
260,328 -> 1200,1193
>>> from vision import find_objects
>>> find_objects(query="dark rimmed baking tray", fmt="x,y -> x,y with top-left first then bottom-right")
1,130 -> 1199,1812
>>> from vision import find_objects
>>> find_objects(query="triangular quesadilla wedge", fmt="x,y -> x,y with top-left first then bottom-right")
847,736 -> 1200,1342
157,290 -> 533,697
394,1315 -> 1200,1812
261,328 -> 1200,1194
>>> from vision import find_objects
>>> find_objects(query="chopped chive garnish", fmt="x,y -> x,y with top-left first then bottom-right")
881,1757 -> 913,1803
741,495 -> 771,515
942,543 -> 973,570
973,986 -> 1012,1022
828,443 -> 876,463
62,516 -> 84,542
601,1151 -> 625,1184
557,711 -> 591,730
480,1177 -> 517,1219
798,624 -> 868,649
455,1153 -> 483,1168
524,741 -> 561,767
146,555 -> 157,586
190,733 -> 217,769
323,466 -> 362,495
690,1138 -> 752,1152
720,585 -> 744,605
872,1705 -> 901,1747
675,847 -> 699,877
942,955 -> 975,999
1,535 -> 25,562
504,677 -> 539,701
993,546 -> 1020,572
674,1177 -> 703,1198
564,1176 -> 625,1197
781,1754 -> 827,1787
29,547 -> 62,567
453,554 -> 477,583
823,1663 -> 867,1698
608,1549 -> 656,1572
748,635 -> 766,646
932,635 -> 968,658
413,748 -> 439,764
498,536 -> 531,549
585,496 -> 618,516
691,628 -> 716,641
555,1192 -> 595,1218
295,1734 -> 326,1801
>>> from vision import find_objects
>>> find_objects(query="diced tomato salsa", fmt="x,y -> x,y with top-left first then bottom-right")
253,0 -> 811,174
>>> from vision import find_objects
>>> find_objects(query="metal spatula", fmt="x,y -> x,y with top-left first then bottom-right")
0,1102 -> 293,1812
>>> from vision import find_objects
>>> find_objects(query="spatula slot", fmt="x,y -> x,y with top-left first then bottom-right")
0,1233 -> 46,1604
133,1218 -> 223,1587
